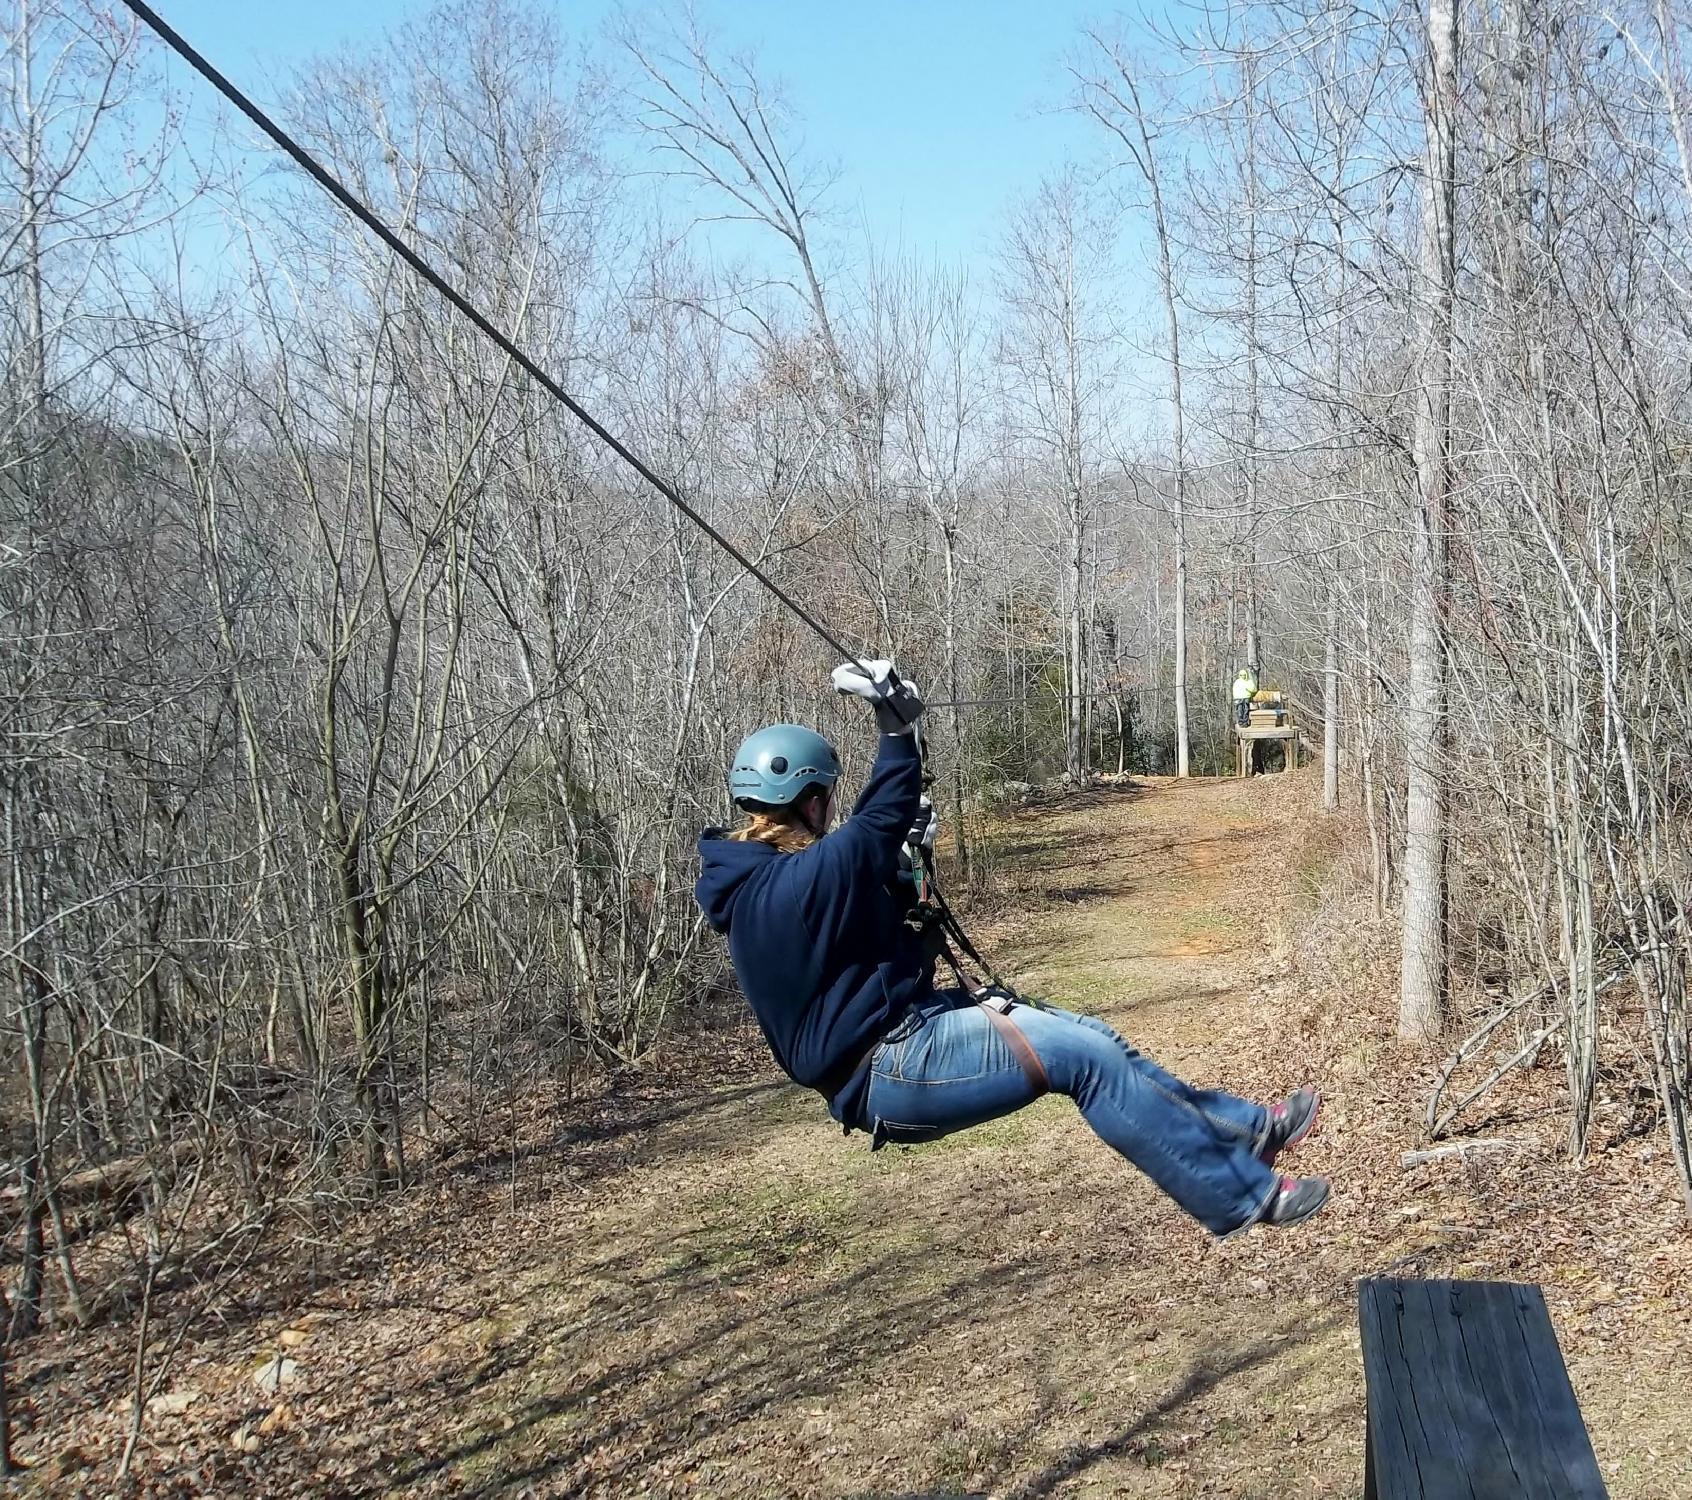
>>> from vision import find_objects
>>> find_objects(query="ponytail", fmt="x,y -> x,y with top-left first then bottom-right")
726,785 -> 828,852
726,809 -> 817,854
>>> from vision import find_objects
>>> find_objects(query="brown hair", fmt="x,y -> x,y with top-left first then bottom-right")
726,808 -> 818,854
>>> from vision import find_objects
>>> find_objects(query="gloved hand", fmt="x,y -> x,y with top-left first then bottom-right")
830,658 -> 924,735
907,796 -> 938,852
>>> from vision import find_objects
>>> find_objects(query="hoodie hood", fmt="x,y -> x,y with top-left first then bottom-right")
695,829 -> 777,933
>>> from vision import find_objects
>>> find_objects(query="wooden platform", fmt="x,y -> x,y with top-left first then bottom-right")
1359,1278 -> 1608,1499
1235,724 -> 1298,778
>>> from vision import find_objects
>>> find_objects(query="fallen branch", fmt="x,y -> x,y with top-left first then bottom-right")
1428,1021 -> 1561,1139
1401,1137 -> 1529,1168
1424,985 -> 1550,1136
1425,965 -> 1627,1138
0,1145 -> 193,1218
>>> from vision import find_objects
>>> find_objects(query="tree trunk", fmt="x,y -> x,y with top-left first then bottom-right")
1323,587 -> 1340,812
1065,217 -> 1089,788
8,14 -> 51,1334
1400,0 -> 1459,1041
0,1286 -> 13,1475
941,524 -> 971,881
1243,49 -> 1262,677
1068,481 -> 1086,783
1091,53 -> 1190,777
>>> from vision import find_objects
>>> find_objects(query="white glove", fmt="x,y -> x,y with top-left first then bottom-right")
830,659 -> 924,736
907,796 -> 938,852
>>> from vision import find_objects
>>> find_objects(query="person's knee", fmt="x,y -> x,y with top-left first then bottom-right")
1038,1004 -> 1132,1047
1071,1011 -> 1123,1042
1023,1013 -> 1118,1094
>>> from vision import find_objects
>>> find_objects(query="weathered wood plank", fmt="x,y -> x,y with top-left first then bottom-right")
1359,1278 -> 1608,1500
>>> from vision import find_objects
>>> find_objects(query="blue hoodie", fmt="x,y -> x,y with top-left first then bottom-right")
695,732 -> 927,1125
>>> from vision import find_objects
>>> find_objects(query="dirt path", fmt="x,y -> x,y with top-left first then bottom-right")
46,775 -> 1692,1497
393,775 -> 1359,1500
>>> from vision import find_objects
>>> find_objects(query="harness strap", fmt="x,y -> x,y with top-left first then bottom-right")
977,999 -> 1049,1096
917,845 -> 1010,992
927,929 -> 1049,1096
911,838 -> 1047,1095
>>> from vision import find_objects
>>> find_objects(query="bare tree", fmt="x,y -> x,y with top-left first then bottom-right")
1,0 -> 178,1341
1073,32 -> 1192,777
996,171 -> 1115,785
1400,0 -> 1458,1040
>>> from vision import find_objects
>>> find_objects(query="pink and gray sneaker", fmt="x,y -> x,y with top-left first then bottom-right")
1258,1085 -> 1320,1165
1262,1174 -> 1331,1227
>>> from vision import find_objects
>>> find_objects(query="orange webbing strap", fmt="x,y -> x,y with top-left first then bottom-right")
977,1001 -> 1049,1096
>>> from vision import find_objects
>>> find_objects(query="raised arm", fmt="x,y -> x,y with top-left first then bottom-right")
818,661 -> 926,882
846,730 -> 923,850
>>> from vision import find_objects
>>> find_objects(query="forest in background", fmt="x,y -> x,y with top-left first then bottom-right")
6,0 -> 1692,1469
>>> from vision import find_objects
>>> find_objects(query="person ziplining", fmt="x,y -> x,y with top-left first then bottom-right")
697,663 -> 1331,1239
124,0 -> 1331,1242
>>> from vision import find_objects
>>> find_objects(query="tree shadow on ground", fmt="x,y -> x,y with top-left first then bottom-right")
1029,882 -> 1120,906
997,1303 -> 1352,1499
360,1238 -> 1070,1497
30,1078 -> 814,1429
328,1199 -> 1360,1500
1022,780 -> 1146,814
848,1492 -> 987,1499
444,1077 -> 799,1188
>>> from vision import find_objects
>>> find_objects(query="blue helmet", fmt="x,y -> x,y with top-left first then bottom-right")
729,724 -> 841,809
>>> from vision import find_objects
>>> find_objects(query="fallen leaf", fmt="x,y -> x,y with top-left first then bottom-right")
252,1354 -> 299,1394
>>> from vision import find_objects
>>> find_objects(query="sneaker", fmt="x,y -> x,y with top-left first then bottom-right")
1262,1174 -> 1331,1228
1258,1085 -> 1320,1164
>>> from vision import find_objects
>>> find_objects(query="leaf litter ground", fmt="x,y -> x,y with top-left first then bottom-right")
19,773 -> 1692,1496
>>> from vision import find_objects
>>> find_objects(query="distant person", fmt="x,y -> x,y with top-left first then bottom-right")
694,660 -> 1329,1239
1232,666 -> 1258,728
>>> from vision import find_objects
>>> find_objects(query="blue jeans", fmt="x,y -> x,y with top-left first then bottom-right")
853,990 -> 1278,1237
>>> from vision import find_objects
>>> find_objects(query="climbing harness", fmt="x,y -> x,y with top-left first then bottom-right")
919,867 -> 1050,1099
900,732 -> 1048,1097
975,993 -> 1051,1096
823,822 -> 1047,1115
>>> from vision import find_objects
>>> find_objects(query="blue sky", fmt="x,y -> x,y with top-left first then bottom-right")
146,0 -> 1117,274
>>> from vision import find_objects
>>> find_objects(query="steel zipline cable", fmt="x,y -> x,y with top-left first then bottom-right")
117,0 -> 890,687
120,2 -> 1043,1012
